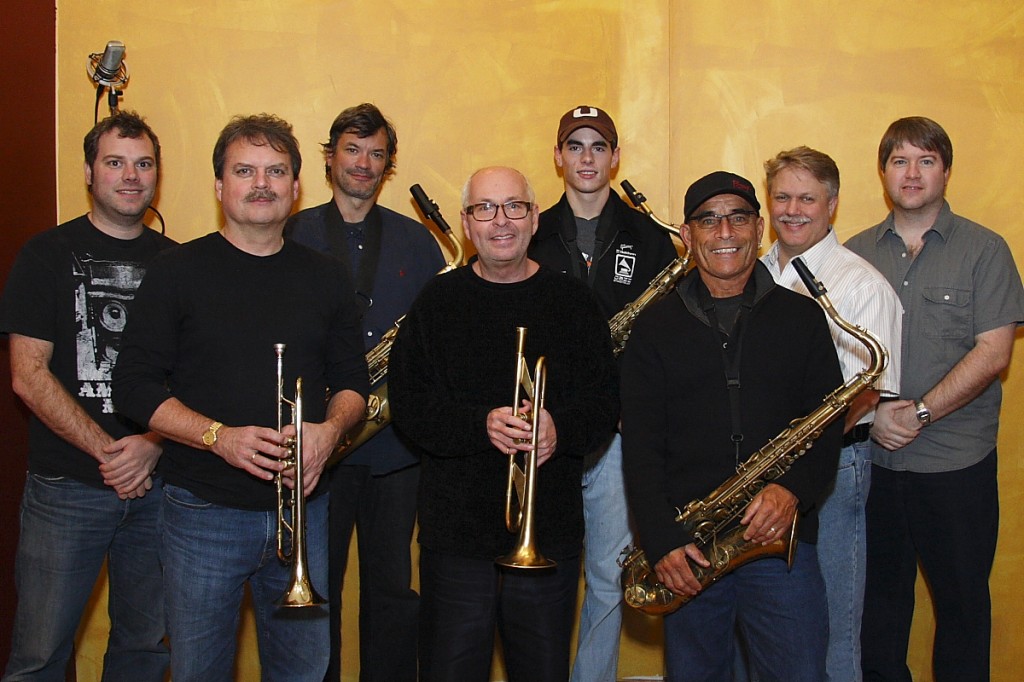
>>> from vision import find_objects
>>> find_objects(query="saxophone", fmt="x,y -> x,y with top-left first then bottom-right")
620,257 -> 888,615
609,180 -> 690,356
327,185 -> 465,467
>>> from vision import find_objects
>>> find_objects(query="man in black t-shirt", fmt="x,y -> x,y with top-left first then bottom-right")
0,111 -> 175,681
113,114 -> 369,682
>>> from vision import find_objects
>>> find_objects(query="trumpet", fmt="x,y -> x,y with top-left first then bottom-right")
273,343 -> 326,608
496,327 -> 555,569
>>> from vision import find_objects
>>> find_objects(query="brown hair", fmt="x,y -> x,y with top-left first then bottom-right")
878,117 -> 953,171
212,114 -> 301,179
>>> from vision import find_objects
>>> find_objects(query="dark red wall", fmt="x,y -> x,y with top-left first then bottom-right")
0,5 -> 57,671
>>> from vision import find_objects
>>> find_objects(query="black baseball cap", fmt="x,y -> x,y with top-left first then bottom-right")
683,171 -> 760,221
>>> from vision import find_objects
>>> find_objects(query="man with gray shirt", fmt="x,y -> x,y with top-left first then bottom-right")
846,117 -> 1024,682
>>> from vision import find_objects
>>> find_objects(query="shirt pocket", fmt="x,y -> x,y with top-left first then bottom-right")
921,287 -> 972,339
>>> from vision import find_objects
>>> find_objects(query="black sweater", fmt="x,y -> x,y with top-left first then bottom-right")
388,264 -> 619,560
621,263 -> 843,566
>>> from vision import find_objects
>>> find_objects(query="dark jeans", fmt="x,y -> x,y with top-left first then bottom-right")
861,449 -> 998,682
418,548 -> 580,682
324,464 -> 420,682
663,542 -> 828,682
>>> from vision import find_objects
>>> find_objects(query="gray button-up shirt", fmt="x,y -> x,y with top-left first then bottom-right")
845,201 -> 1024,473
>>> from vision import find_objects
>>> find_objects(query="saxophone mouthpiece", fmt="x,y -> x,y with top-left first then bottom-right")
620,179 -> 646,208
792,257 -> 828,298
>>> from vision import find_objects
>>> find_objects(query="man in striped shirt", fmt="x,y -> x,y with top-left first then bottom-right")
760,146 -> 902,682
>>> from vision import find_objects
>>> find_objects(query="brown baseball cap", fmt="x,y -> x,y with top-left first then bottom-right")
556,106 -> 618,149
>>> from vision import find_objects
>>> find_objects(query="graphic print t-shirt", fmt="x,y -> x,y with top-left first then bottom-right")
0,216 -> 176,487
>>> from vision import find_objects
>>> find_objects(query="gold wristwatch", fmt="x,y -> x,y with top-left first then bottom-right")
202,421 -> 223,447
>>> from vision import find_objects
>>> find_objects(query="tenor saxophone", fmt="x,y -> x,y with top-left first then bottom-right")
327,185 -> 465,467
609,180 -> 690,356
620,257 -> 888,615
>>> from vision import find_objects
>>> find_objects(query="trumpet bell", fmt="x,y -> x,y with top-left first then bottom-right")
276,564 -> 327,607
495,545 -> 556,570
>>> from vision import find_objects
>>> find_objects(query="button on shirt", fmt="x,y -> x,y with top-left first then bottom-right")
845,202 -> 1024,473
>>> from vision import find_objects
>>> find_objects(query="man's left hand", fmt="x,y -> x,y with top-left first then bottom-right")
280,420 -> 340,495
740,483 -> 798,545
99,432 -> 163,499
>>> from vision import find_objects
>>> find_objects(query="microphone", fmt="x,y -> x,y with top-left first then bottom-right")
87,41 -> 129,88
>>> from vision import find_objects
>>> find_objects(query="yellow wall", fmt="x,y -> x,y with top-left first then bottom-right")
56,1 -> 1024,680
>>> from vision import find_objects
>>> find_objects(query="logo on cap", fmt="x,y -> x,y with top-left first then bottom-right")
573,107 -> 600,119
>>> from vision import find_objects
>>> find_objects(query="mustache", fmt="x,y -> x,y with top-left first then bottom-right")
244,189 -> 278,202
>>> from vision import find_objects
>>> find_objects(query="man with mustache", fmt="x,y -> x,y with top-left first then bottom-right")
113,114 -> 369,681
622,171 -> 842,681
286,103 -> 444,682
530,106 -> 678,682
846,117 -> 1024,682
389,166 -> 619,682
760,146 -> 902,681
1,111 -> 174,681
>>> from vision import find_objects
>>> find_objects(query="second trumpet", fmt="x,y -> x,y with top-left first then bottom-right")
496,327 -> 555,570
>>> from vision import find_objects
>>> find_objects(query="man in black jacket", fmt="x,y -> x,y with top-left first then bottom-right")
285,103 -> 443,682
622,171 -> 842,681
530,105 -> 677,682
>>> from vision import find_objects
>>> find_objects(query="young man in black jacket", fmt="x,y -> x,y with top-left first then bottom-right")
530,106 -> 677,682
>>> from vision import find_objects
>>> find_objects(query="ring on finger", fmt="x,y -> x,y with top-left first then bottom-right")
769,526 -> 776,534
251,452 -> 258,463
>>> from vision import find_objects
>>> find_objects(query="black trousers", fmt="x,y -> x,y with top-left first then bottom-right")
324,463 -> 420,682
418,547 -> 580,682
861,449 -> 998,682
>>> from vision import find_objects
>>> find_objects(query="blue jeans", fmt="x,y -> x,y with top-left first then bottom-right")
571,433 -> 631,682
418,548 -> 580,682
2,473 -> 167,682
325,463 -> 419,682
160,484 -> 329,682
817,440 -> 872,682
663,543 -> 828,682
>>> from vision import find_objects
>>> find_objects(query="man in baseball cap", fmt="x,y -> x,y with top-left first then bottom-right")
621,169 -> 841,679
530,107 -> 678,682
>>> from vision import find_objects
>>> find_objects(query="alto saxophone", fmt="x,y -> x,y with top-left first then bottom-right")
610,180 -> 690,356
327,185 -> 465,467
620,257 -> 888,615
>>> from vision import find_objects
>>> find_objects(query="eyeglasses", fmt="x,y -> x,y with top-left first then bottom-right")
464,201 -> 532,221
690,210 -> 759,230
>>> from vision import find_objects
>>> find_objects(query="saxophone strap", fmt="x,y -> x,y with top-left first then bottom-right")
699,276 -> 757,469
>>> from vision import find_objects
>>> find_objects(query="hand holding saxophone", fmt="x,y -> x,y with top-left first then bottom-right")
740,483 -> 798,546
486,400 -> 557,467
655,545 -> 710,597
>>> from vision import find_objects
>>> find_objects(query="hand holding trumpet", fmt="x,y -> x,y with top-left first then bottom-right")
486,399 -> 557,466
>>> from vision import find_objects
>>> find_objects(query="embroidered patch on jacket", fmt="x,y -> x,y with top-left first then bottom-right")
613,246 -> 636,285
